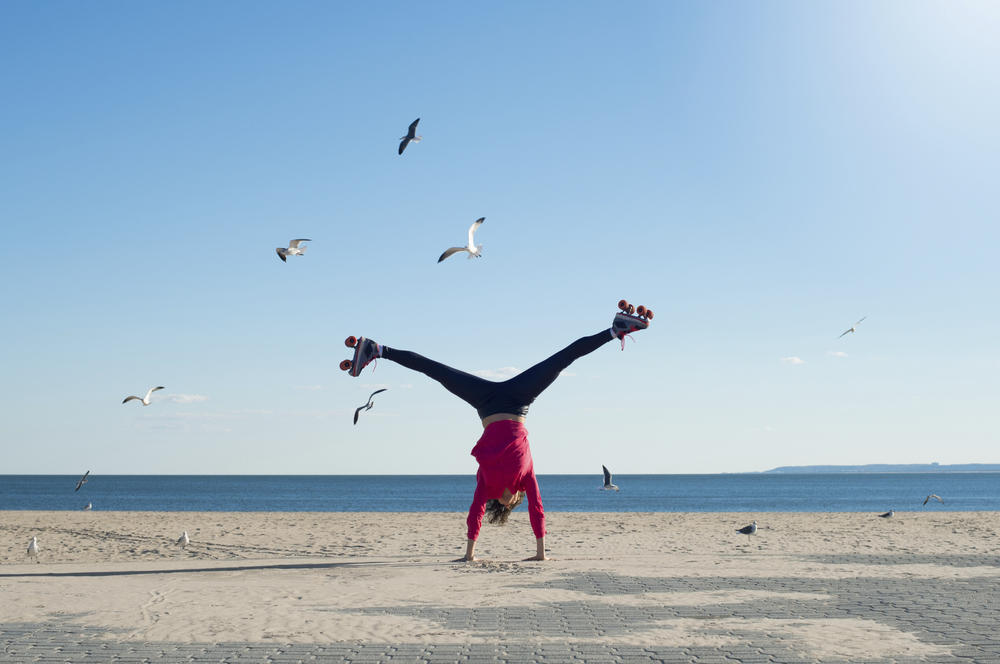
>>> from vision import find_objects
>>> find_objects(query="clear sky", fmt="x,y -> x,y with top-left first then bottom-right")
2,1 -> 998,475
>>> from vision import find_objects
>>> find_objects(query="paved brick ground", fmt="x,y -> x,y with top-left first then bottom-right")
2,553 -> 997,663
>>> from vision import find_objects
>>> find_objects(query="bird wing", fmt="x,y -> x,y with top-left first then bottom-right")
602,465 -> 612,485
353,406 -> 364,425
438,247 -> 465,263
123,396 -> 140,404
855,316 -> 867,326
288,239 -> 311,249
408,118 -> 420,135
398,137 -> 409,155
923,495 -> 929,505
276,248 -> 287,262
369,388 -> 387,400
467,217 -> 485,247
837,329 -> 851,338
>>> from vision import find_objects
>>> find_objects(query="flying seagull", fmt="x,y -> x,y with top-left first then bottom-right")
878,509 -> 894,518
354,388 -> 387,425
736,520 -> 757,542
276,239 -> 311,263
601,465 -> 619,491
438,217 -> 485,263
27,536 -> 39,561
75,470 -> 90,492
123,386 -> 165,406
923,494 -> 944,506
178,531 -> 190,547
838,316 -> 867,338
398,118 -> 421,155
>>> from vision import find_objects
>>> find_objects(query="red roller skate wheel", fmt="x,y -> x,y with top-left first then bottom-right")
618,299 -> 629,312
626,304 -> 635,315
345,336 -> 357,348
636,305 -> 646,317
339,360 -> 352,371
645,309 -> 654,320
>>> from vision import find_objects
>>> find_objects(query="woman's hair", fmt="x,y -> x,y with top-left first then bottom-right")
485,492 -> 524,526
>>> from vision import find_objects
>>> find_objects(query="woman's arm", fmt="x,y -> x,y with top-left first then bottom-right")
524,536 -> 548,561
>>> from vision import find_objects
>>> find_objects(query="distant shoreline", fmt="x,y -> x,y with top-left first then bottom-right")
763,463 -> 1000,473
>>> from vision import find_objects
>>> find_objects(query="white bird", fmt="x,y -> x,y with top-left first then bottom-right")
838,316 -> 867,338
923,494 -> 944,506
878,509 -> 894,518
75,470 -> 90,492
276,239 -> 311,263
82,502 -> 92,511
601,465 -> 619,491
398,118 -> 421,155
354,388 -> 387,425
123,386 -> 165,406
178,531 -> 190,547
438,217 -> 485,263
27,536 -> 39,561
736,520 -> 757,542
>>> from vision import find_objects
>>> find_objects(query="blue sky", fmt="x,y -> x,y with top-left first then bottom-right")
1,1 -> 997,475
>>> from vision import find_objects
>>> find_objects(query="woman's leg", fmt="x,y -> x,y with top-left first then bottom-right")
503,329 -> 612,403
382,347 -> 496,409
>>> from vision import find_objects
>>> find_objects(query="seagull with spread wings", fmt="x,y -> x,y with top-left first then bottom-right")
276,239 -> 311,262
123,386 -> 165,406
838,316 -> 867,338
438,217 -> 485,263
601,465 -> 619,491
75,470 -> 90,492
354,389 -> 387,425
923,494 -> 944,506
398,118 -> 421,155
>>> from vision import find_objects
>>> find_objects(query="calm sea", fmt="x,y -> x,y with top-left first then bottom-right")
1,473 -> 998,512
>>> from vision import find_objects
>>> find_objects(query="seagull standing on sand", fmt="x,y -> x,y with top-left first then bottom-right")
178,531 -> 190,547
354,388 -> 387,425
736,520 -> 757,542
923,494 -> 944,506
27,536 -> 39,561
75,470 -> 90,492
838,317 -> 867,338
398,118 -> 421,155
878,509 -> 894,518
123,386 -> 165,406
438,217 -> 485,263
83,503 -> 92,511
601,465 -> 619,491
276,239 -> 311,263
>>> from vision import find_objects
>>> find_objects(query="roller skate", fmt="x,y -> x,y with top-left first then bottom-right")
612,299 -> 652,349
340,336 -> 381,377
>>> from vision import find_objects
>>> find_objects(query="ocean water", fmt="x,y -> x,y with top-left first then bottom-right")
1,473 -> 998,512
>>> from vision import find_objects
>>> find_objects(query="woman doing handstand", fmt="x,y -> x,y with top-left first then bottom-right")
341,300 -> 652,561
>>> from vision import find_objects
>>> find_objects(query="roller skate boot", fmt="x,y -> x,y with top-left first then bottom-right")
340,336 -> 381,377
612,299 -> 653,349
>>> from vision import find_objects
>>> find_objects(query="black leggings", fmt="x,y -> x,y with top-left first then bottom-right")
382,330 -> 612,419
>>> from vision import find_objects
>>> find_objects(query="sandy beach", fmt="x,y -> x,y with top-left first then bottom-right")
2,510 -> 999,662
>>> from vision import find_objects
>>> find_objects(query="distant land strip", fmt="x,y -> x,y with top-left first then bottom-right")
764,463 -> 1000,473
